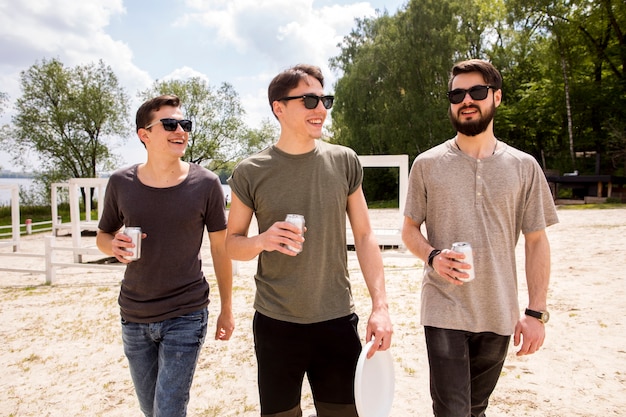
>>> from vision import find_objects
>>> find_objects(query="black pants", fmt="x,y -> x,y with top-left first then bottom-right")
254,312 -> 361,417
424,326 -> 510,417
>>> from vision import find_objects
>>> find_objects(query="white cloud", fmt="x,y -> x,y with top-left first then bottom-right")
0,0 -> 151,107
166,0 -> 384,130
0,0 -> 124,64
0,0 -> 404,171
162,67 -> 211,83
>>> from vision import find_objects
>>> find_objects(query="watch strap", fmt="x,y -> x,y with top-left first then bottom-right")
525,308 -> 549,323
427,249 -> 441,267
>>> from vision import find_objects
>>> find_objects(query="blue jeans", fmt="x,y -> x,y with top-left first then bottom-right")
121,308 -> 208,417
424,326 -> 510,417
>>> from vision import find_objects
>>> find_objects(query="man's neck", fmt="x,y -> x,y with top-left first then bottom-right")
138,158 -> 189,188
454,132 -> 499,159
275,134 -> 318,155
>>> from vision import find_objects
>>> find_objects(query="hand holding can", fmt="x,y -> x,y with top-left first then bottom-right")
123,227 -> 142,261
284,214 -> 305,254
451,242 -> 474,282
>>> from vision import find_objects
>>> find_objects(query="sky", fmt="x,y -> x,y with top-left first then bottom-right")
0,0 -> 407,173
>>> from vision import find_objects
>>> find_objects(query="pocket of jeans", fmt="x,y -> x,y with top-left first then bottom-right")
180,309 -> 208,325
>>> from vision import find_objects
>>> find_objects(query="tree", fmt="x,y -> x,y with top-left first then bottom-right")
2,58 -> 130,197
330,0 -> 496,201
330,0 -> 625,182
330,0 -> 505,158
0,91 -> 8,172
0,91 -> 7,116
501,0 -> 626,174
139,78 -> 275,172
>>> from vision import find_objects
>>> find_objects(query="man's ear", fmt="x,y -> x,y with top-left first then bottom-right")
137,128 -> 150,145
272,100 -> 284,118
494,88 -> 503,108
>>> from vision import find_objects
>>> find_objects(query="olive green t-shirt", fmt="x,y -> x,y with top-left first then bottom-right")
228,140 -> 363,324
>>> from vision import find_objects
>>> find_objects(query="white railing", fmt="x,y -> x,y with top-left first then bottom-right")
0,235 -> 236,285
0,183 -> 21,252
0,220 -> 54,237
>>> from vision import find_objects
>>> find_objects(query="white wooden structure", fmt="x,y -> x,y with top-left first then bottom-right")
0,183 -> 21,252
50,178 -> 108,262
48,177 -> 238,275
346,155 -> 409,247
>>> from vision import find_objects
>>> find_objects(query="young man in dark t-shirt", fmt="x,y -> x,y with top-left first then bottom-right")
97,95 -> 234,417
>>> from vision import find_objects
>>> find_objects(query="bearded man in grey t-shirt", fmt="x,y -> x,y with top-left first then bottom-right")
402,59 -> 558,417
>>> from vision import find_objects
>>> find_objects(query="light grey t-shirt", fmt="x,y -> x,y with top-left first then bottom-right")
228,140 -> 363,324
404,139 -> 559,335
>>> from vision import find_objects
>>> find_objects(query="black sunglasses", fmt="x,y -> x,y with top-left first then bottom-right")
446,85 -> 496,104
145,118 -> 193,132
279,94 -> 334,109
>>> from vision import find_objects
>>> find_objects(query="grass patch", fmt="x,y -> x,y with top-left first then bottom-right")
0,203 -> 98,229
557,203 -> 626,210
367,200 -> 398,209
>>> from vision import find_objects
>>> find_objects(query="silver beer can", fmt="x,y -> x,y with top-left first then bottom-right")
451,241 -> 474,282
284,214 -> 305,254
123,227 -> 142,260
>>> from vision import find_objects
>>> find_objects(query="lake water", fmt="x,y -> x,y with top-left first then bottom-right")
0,178 -> 232,206
0,178 -> 38,206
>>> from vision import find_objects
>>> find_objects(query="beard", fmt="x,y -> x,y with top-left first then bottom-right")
448,103 -> 496,136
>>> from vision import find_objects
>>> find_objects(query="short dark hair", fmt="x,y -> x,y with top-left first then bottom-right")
267,64 -> 325,118
135,95 -> 181,132
448,59 -> 502,91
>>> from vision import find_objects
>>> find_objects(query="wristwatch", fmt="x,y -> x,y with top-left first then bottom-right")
525,308 -> 550,324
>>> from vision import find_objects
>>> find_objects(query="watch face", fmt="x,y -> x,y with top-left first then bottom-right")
541,311 -> 550,323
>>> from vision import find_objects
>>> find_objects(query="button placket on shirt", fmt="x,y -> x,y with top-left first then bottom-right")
475,159 -> 484,205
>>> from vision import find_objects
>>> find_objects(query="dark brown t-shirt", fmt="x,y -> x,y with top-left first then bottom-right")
98,163 -> 227,323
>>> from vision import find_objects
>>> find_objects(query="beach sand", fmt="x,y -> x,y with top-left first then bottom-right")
1,208 -> 625,416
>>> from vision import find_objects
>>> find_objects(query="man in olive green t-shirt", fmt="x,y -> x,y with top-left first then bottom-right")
226,64 -> 393,417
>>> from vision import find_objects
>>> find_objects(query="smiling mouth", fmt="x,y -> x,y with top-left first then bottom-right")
460,106 -> 479,114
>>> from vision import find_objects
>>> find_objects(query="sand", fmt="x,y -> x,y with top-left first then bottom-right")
1,208 -> 625,416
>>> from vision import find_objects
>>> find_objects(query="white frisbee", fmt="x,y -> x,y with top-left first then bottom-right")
354,340 -> 395,417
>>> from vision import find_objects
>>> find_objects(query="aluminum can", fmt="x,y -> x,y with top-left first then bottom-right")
284,214 -> 305,253
123,227 -> 142,260
451,241 -> 474,282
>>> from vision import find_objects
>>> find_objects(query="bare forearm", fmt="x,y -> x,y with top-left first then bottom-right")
354,232 -> 388,310
525,231 -> 551,311
225,234 -> 264,261
211,252 -> 233,310
96,230 -> 116,256
401,217 -> 433,263
209,230 -> 234,310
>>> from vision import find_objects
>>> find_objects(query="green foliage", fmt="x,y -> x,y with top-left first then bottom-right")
5,58 -> 130,179
0,58 -> 130,208
0,204 -> 53,229
0,203 -> 97,228
0,91 -> 7,117
330,2 -> 455,156
362,167 -> 400,207
330,0 -> 626,200
496,0 -> 626,174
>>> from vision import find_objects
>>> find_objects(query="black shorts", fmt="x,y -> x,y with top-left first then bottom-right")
253,311 -> 361,416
